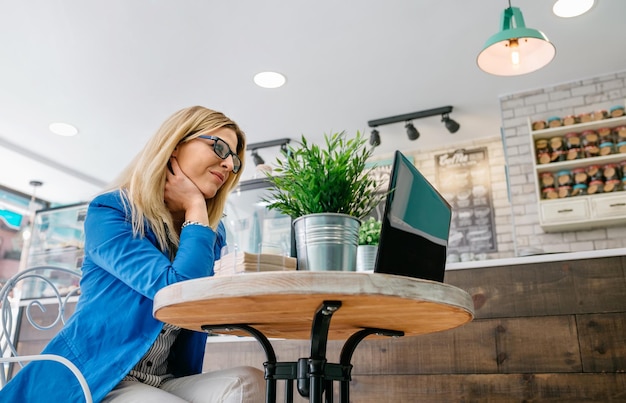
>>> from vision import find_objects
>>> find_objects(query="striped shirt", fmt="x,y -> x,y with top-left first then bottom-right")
123,323 -> 181,387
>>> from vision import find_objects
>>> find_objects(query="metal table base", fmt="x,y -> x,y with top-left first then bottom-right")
203,300 -> 404,403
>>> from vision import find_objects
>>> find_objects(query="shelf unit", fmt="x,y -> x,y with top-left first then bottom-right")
530,114 -> 626,232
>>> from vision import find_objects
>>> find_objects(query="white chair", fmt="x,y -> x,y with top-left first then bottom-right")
0,266 -> 92,402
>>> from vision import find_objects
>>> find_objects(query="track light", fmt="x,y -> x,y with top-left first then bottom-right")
369,129 -> 381,147
442,113 -> 460,133
405,122 -> 420,140
246,138 -> 291,165
367,106 -> 459,140
251,150 -> 265,166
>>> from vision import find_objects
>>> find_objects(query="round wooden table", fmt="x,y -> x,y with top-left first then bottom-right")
154,271 -> 474,403
154,271 -> 473,338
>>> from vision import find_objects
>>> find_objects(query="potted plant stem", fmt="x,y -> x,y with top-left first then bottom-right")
262,131 -> 384,271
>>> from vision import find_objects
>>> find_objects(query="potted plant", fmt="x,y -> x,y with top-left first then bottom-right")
262,131 -> 383,271
357,217 -> 382,271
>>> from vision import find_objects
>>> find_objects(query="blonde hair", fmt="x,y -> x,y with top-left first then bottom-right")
111,106 -> 246,251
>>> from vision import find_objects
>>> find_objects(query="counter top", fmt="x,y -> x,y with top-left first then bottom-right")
446,247 -> 626,271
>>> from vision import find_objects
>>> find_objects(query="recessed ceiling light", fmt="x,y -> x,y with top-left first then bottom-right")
553,0 -> 594,18
253,71 -> 286,89
49,122 -> 79,137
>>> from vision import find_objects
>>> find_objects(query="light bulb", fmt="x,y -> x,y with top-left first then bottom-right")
511,50 -> 520,65
509,39 -> 520,66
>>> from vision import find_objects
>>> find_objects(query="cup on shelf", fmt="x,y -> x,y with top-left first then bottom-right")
586,165 -> 603,182
581,130 -> 600,158
610,105 -> 625,118
539,172 -> 556,189
572,168 -> 588,185
598,127 -> 614,142
604,179 -> 621,193
588,180 -> 604,195
563,115 -> 578,126
578,112 -> 592,123
550,136 -> 566,162
542,187 -> 558,200
547,116 -> 562,128
572,183 -> 587,196
599,141 -> 615,156
614,126 -> 626,143
532,120 -> 547,131
565,132 -> 581,160
535,139 -> 551,164
591,109 -> 608,121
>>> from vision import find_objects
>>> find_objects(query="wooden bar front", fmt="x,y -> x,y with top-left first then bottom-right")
202,255 -> 626,402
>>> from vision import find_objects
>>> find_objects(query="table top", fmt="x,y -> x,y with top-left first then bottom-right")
153,271 -> 474,340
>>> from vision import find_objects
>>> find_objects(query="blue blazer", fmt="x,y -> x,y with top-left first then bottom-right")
0,191 -> 226,402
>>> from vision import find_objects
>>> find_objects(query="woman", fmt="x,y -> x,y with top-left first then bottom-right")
0,106 -> 265,402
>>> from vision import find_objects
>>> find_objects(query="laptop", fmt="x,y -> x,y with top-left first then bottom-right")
374,151 -> 452,282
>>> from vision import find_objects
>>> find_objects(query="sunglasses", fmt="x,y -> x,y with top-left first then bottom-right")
197,135 -> 242,174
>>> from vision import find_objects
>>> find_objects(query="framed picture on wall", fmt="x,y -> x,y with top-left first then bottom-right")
435,147 -> 497,259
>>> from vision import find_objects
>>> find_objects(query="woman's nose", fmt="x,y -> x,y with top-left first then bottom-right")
221,155 -> 235,172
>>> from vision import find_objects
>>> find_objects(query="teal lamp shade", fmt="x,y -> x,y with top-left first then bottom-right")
477,7 -> 556,76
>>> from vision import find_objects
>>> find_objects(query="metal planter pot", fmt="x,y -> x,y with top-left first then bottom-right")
356,245 -> 378,272
293,213 -> 360,271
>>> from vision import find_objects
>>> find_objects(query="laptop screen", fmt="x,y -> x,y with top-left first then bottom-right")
374,151 -> 452,282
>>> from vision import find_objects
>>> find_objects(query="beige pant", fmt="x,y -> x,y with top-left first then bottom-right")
102,366 -> 266,403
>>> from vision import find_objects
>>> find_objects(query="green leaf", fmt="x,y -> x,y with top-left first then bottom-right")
261,131 -> 385,219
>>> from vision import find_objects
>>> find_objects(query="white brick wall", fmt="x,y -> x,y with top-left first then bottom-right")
500,69 -> 626,255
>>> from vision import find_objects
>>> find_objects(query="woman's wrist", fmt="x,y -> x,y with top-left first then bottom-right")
181,220 -> 211,230
183,198 -> 210,227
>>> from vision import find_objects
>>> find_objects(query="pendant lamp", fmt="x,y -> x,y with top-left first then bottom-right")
477,5 -> 556,76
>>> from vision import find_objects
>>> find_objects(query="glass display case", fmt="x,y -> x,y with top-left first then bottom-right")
223,178 -> 294,257
20,203 -> 87,298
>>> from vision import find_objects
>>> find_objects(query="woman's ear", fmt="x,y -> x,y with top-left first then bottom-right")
169,148 -> 179,174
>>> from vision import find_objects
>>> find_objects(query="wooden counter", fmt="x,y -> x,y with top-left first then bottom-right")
203,253 -> 626,402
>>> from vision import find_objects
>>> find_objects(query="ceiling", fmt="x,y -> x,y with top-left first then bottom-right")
1,0 -> 625,205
